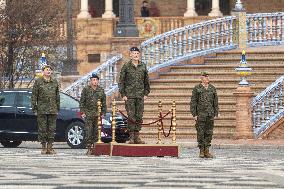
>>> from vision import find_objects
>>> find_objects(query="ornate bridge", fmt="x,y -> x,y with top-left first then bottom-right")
63,12 -> 284,138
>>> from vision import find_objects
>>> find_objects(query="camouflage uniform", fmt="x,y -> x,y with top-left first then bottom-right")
118,60 -> 150,132
79,85 -> 106,147
190,83 -> 218,150
31,77 -> 60,143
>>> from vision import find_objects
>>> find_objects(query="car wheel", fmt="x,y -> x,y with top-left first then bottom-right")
0,141 -> 22,148
65,121 -> 86,149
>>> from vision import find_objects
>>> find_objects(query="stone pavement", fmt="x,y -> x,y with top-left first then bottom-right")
0,140 -> 284,189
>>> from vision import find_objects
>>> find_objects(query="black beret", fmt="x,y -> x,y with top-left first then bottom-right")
90,73 -> 99,80
130,46 -> 140,52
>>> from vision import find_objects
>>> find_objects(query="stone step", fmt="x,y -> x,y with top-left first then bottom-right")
149,85 -> 266,94
215,51 -> 284,58
150,78 -> 276,86
139,130 -> 235,139
141,119 -> 236,127
143,111 -> 235,117
169,65 -> 284,73
148,93 -> 236,101
204,57 -> 284,63
159,72 -> 282,80
116,101 -> 237,111
141,124 -> 236,134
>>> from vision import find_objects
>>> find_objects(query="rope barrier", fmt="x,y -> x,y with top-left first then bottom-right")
117,108 -> 174,138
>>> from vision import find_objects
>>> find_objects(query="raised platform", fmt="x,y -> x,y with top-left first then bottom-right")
92,143 -> 180,157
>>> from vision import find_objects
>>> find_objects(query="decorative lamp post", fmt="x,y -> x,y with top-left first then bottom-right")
235,50 -> 252,86
35,53 -> 47,78
234,0 -> 245,11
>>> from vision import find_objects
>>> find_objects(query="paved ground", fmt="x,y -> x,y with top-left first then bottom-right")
0,140 -> 284,189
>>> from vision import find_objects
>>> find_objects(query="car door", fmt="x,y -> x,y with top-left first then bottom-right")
15,91 -> 38,138
0,91 -> 17,132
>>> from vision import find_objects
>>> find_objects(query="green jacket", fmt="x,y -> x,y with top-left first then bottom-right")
190,83 -> 219,117
119,60 -> 150,99
79,85 -> 106,117
31,77 -> 60,114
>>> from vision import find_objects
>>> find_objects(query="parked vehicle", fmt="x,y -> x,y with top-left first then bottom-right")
0,89 -> 129,148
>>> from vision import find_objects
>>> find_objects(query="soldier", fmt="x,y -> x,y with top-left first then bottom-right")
31,65 -> 60,155
119,46 -> 150,144
190,71 -> 218,158
80,73 -> 106,155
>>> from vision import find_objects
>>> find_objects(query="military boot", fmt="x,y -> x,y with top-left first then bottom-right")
46,142 -> 56,155
86,145 -> 92,155
199,148 -> 205,158
204,147 -> 213,158
128,132 -> 135,144
41,142 -> 47,154
134,131 -> 145,144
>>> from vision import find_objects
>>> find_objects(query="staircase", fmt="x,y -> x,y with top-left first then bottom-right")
116,47 -> 284,139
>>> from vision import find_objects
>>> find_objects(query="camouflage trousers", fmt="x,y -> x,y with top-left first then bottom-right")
37,114 -> 57,143
84,116 -> 98,147
195,115 -> 214,149
125,98 -> 144,132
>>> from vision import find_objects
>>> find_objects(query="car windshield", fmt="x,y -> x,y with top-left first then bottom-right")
60,93 -> 79,109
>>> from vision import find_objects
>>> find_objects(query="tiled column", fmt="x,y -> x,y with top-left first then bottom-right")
209,0 -> 223,17
77,0 -> 91,19
102,0 -> 115,18
234,86 -> 254,139
184,0 -> 197,17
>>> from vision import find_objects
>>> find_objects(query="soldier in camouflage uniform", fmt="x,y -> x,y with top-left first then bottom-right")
31,65 -> 60,155
80,73 -> 106,155
119,47 -> 150,144
190,71 -> 218,158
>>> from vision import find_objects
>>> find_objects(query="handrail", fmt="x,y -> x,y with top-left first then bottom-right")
141,16 -> 238,73
247,12 -> 284,47
251,76 -> 284,137
63,54 -> 122,98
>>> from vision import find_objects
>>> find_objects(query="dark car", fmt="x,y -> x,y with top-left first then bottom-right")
0,89 -> 129,148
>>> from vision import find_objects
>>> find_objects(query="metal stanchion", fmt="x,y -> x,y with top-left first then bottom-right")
97,100 -> 103,144
157,100 -> 162,144
111,99 -> 117,143
172,101 -> 177,144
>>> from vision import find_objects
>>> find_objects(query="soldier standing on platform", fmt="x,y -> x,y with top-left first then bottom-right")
119,47 -> 150,144
80,73 -> 106,155
31,65 -> 60,155
190,71 -> 219,158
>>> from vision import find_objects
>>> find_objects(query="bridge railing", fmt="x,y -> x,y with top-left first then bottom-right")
247,12 -> 284,47
251,76 -> 284,137
141,16 -> 238,73
63,54 -> 122,99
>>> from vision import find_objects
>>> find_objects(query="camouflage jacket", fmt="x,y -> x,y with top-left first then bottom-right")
190,83 -> 219,117
31,77 -> 60,114
118,60 -> 150,99
79,85 -> 106,117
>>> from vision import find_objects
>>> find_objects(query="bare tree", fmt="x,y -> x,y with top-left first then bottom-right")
0,0 -> 66,89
